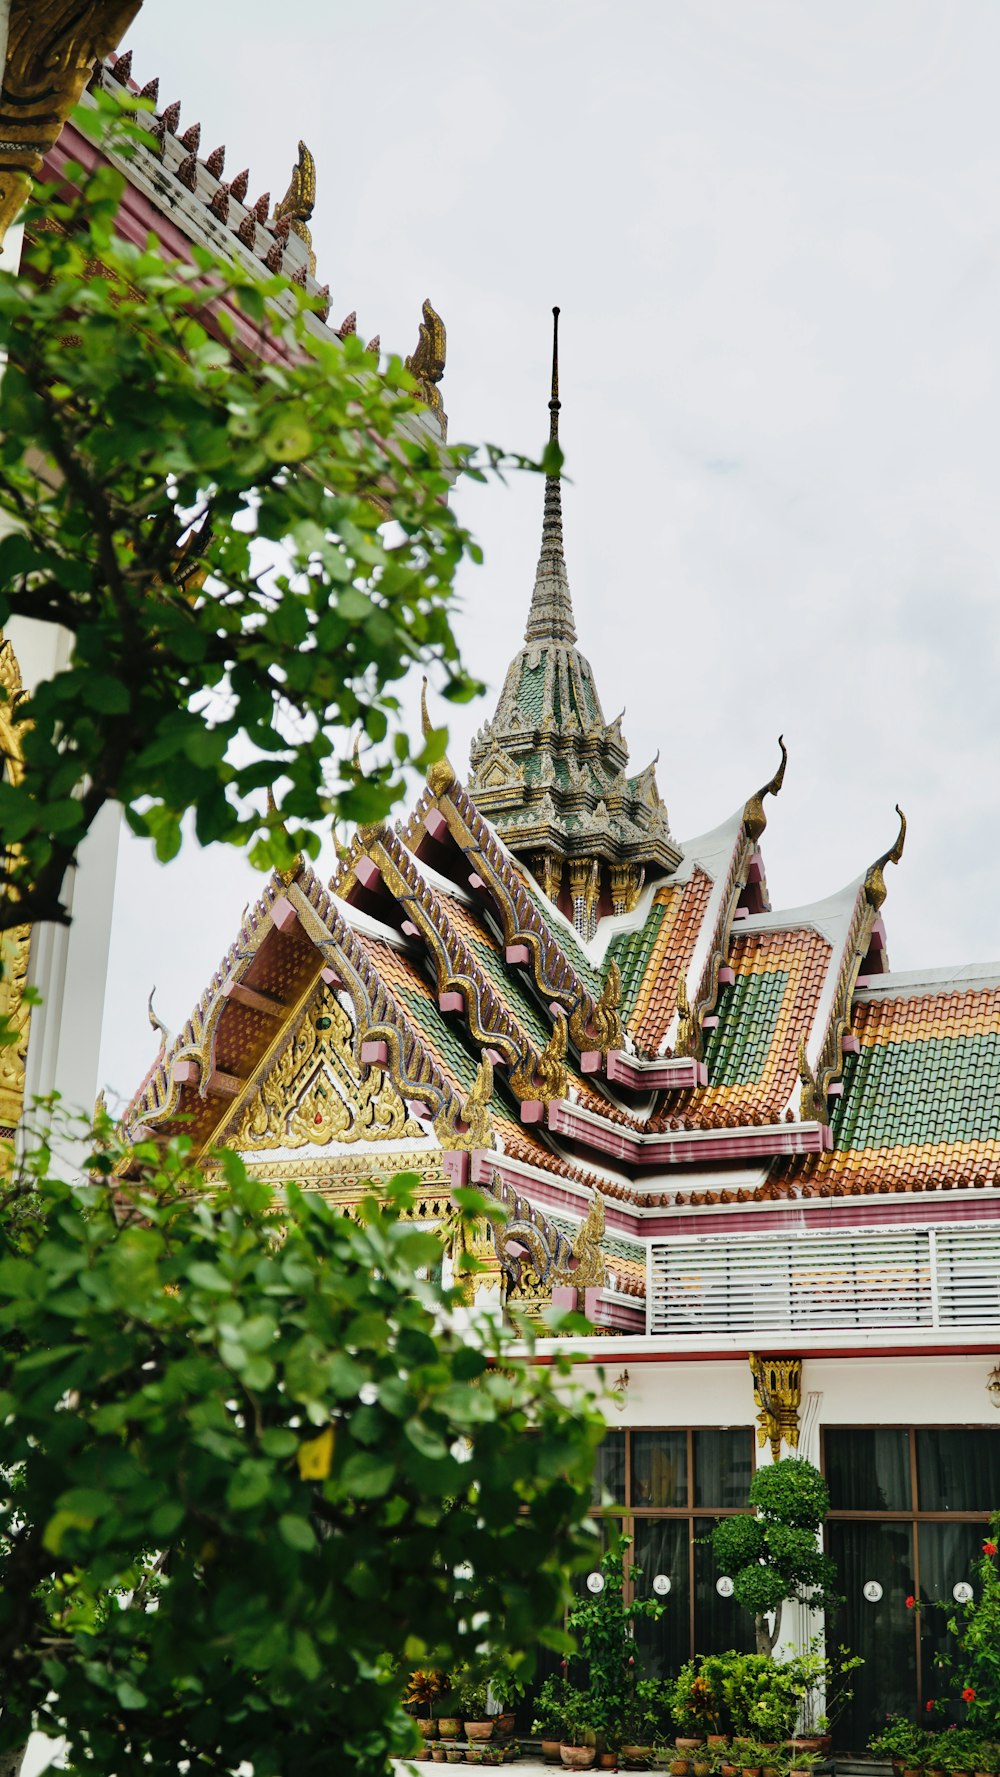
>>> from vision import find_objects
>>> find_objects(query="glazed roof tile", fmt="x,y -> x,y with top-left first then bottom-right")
657,925 -> 831,1130
607,869 -> 714,1051
779,984 -> 1000,1194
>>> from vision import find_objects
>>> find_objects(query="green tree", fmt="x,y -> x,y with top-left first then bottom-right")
711,1457 -> 840,1656
0,92 -> 536,933
0,1113 -> 604,1774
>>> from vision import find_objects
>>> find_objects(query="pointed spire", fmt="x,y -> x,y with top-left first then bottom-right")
524,306 -> 577,647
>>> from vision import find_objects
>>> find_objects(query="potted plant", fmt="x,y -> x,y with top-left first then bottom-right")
408,1670 -> 451,1742
787,1751 -> 822,1777
869,1718 -> 928,1773
622,1679 -> 670,1770
459,1673 -> 496,1744
561,1689 -> 600,1770
534,1675 -> 568,1765
670,1661 -> 719,1745
736,1740 -> 771,1777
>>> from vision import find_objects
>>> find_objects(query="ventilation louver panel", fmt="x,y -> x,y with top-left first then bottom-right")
647,1223 -> 1000,1338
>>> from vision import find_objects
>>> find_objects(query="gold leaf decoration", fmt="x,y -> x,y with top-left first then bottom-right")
230,986 -> 422,1151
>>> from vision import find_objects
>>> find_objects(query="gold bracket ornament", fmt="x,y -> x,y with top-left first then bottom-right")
436,1052 -> 493,1152
510,1012 -> 568,1103
674,976 -> 694,1058
574,958 -> 622,1054
797,1036 -> 825,1124
749,1352 -> 802,1461
0,0 -> 144,244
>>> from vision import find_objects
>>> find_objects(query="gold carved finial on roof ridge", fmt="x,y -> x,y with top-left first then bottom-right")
743,734 -> 788,844
864,803 -> 906,912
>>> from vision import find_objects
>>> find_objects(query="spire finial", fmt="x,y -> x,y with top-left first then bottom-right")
549,305 -> 560,442
524,307 -> 576,647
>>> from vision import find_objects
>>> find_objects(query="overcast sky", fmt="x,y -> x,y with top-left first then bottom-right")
97,0 -> 1000,1107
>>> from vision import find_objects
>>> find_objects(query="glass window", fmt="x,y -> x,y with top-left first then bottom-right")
916,1430 -> 1000,1512
693,1516 -> 755,1656
591,1429 -> 626,1508
917,1521 -> 984,1705
632,1517 -> 691,1678
826,1520 -> 916,1748
825,1429 -> 911,1512
632,1429 -> 687,1508
694,1429 -> 753,1508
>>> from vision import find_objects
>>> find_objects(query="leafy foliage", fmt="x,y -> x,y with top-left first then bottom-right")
565,1540 -> 666,1749
0,91 -> 523,930
0,1117 -> 604,1774
938,1519 -> 1000,1734
711,1458 -> 840,1656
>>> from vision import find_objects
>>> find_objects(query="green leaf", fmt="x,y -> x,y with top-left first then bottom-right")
278,1513 -> 318,1552
339,1451 -> 397,1499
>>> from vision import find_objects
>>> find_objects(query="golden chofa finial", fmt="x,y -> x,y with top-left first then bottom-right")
865,804 -> 907,911
421,676 -> 456,798
743,735 -> 788,843
274,140 -> 317,274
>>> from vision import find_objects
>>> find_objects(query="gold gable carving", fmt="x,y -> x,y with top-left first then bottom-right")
229,985 -> 423,1151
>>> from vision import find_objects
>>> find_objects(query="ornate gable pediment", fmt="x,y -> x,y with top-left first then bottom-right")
225,983 -> 422,1152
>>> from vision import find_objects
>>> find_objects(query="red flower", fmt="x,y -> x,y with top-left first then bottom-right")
906,1595 -> 915,1608
963,1689 -> 976,1703
926,1701 -> 935,1713
983,1541 -> 997,1556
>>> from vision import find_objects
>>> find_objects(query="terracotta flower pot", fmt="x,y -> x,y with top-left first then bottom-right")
599,1754 -> 617,1770
677,1742 -> 704,1754
694,1761 -> 712,1776
742,1766 -> 762,1777
465,1723 -> 495,1742
561,1748 -> 598,1771
495,1714 -> 517,1742
438,1719 -> 463,1741
721,1764 -> 739,1776
670,1761 -> 691,1776
622,1746 -> 655,1769
446,1752 -> 465,1765
708,1739 -> 730,1751
419,1721 -> 440,1741
541,1742 -> 563,1766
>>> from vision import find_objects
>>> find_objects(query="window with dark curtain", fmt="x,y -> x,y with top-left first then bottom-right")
825,1427 -> 911,1511
916,1429 -> 1000,1511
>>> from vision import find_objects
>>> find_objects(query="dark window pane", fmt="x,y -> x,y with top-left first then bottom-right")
825,1429 -> 911,1511
591,1431 -> 626,1508
573,1516 -> 626,1597
633,1517 -> 691,1677
916,1430 -> 1000,1512
693,1516 -> 756,1657
632,1430 -> 688,1508
918,1521 -> 985,1705
694,1429 -> 753,1508
826,1520 -> 916,1750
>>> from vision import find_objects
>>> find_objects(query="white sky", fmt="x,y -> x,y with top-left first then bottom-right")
98,0 -> 1000,1106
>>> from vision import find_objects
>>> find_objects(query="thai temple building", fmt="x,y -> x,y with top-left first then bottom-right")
5,13 -> 1000,1749
118,304 -> 1000,1740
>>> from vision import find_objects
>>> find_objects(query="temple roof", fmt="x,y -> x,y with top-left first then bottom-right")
467,311 -> 679,887
119,725 -> 1000,1343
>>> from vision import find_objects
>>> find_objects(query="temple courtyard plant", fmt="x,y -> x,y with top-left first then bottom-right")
0,1117 -> 604,1775
711,1459 -> 841,1657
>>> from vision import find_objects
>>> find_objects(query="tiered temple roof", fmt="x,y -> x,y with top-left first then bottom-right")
121,324 -> 1000,1336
